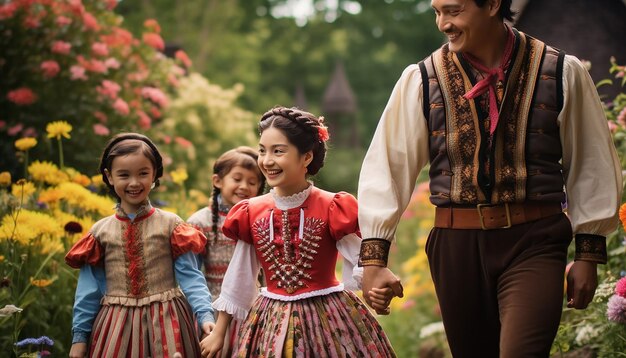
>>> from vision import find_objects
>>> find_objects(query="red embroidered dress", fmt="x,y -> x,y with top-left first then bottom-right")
66,205 -> 210,358
214,185 -> 396,357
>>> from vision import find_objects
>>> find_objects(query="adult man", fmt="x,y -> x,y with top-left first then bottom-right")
357,0 -> 622,356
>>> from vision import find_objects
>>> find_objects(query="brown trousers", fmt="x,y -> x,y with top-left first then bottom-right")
426,213 -> 572,358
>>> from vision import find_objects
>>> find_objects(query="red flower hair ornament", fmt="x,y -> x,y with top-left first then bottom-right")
317,118 -> 330,142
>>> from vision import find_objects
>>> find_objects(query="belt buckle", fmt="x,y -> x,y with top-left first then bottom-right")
477,203 -> 512,230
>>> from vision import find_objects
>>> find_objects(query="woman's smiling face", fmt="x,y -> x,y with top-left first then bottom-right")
257,126 -> 311,197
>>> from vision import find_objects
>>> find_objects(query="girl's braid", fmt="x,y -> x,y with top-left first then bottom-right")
210,186 -> 220,241
262,107 -> 320,132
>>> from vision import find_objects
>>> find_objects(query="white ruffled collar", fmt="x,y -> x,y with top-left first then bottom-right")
271,184 -> 313,210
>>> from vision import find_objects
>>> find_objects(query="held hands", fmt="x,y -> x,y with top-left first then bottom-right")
201,321 -> 216,339
69,342 -> 87,358
200,329 -> 225,358
362,266 -> 403,315
566,260 -> 598,309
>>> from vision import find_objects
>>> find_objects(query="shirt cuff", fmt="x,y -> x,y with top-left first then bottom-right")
574,234 -> 607,264
72,330 -> 90,344
198,311 -> 216,325
358,238 -> 391,267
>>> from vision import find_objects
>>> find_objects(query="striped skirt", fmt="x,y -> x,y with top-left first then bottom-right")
234,290 -> 396,357
88,288 -> 201,358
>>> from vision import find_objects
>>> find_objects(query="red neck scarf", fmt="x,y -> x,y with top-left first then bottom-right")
462,26 -> 515,135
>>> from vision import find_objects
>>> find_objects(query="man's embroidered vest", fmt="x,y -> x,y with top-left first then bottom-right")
420,30 -> 566,206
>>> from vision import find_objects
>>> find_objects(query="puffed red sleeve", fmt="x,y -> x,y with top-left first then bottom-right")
328,192 -> 361,241
65,233 -> 104,269
222,200 -> 253,244
171,223 -> 208,260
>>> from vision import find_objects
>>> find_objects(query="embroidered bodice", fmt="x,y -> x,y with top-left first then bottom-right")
66,205 -> 206,298
223,186 -> 359,296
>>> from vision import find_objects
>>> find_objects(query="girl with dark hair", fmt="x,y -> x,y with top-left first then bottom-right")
200,107 -> 395,357
187,146 -> 265,357
66,133 -> 215,358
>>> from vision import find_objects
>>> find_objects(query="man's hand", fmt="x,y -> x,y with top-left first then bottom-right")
69,342 -> 87,358
362,266 -> 403,314
566,260 -> 598,309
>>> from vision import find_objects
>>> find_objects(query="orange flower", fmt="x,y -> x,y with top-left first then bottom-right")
619,203 -> 626,230
30,277 -> 54,288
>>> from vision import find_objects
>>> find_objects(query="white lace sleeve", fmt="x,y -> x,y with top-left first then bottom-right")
212,240 -> 261,320
336,233 -> 363,291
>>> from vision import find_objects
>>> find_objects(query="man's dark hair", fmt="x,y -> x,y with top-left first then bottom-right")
474,0 -> 515,22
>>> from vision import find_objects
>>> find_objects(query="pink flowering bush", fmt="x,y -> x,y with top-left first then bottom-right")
0,0 -> 192,177
607,278 -> 626,324
551,59 -> 626,357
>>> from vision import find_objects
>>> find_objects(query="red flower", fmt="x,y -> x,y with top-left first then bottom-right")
142,33 -> 164,51
56,15 -> 72,27
174,136 -> 193,149
318,125 -> 330,142
91,42 -> 109,57
51,41 -> 71,55
0,3 -> 18,20
617,277 -> 626,298
137,111 -> 152,130
94,111 -> 108,123
7,88 -> 37,106
175,50 -> 192,68
40,60 -> 60,78
82,11 -> 100,31
112,98 -> 130,116
143,19 -> 161,33
93,124 -> 110,136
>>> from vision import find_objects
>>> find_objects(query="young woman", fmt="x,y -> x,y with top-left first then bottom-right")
200,107 -> 395,357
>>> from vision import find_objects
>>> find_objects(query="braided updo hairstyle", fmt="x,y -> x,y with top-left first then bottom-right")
99,132 -> 163,201
258,106 -> 328,176
210,146 -> 265,239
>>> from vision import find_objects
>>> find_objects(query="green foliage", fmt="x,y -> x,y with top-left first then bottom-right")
115,0 -> 442,144
551,60 -> 626,357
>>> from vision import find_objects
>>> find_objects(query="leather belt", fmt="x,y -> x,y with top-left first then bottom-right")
434,202 -> 563,230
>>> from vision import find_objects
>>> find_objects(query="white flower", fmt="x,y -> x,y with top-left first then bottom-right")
0,304 -> 23,317
419,321 -> 446,339
594,282 -> 617,302
574,323 -> 602,346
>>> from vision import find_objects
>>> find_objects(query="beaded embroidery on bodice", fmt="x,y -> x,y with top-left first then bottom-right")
254,185 -> 325,294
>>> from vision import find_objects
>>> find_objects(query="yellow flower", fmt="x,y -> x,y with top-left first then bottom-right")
0,209 -> 64,245
14,137 -> 37,151
30,276 -> 55,288
11,180 -> 36,199
46,120 -> 72,140
170,168 -> 188,185
0,172 -> 11,187
28,161 -> 69,185
56,182 -> 115,216
0,255 -> 4,262
91,175 -> 104,187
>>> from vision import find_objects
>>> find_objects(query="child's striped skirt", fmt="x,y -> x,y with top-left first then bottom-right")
88,288 -> 201,358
